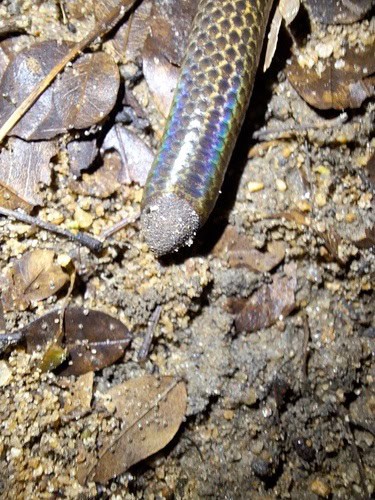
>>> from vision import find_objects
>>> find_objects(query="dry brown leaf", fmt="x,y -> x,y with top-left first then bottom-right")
0,41 -> 71,140
1,249 -> 69,311
64,0 -> 95,21
103,124 -> 154,186
67,138 -> 99,177
0,137 -> 57,208
80,375 -> 187,484
353,226 -> 375,250
94,0 -> 122,21
56,51 -> 120,130
287,44 -> 375,110
233,262 -> 297,333
0,183 -> 33,213
110,0 -> 153,64
22,307 -> 131,375
0,41 -> 120,140
213,226 -> 286,273
142,0 -> 199,117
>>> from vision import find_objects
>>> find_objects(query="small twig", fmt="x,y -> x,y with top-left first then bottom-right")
0,0 -> 137,143
138,305 -> 162,362
0,206 -> 103,252
252,112 -> 348,141
100,212 -> 140,240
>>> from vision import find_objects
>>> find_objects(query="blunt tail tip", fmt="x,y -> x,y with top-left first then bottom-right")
141,193 -> 200,256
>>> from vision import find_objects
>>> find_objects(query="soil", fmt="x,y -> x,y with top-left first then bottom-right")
0,1 -> 374,499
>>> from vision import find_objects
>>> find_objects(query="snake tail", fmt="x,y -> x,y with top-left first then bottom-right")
141,0 -> 273,255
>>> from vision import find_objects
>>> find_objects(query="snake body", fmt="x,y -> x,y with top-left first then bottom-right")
141,0 -> 273,255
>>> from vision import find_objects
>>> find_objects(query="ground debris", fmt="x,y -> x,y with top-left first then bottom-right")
229,262 -> 297,333
79,375 -> 187,484
1,249 -> 69,311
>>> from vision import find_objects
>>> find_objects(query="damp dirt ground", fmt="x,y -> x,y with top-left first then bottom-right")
0,1 -> 374,499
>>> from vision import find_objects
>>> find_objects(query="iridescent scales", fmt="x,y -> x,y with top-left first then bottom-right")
141,0 -> 273,255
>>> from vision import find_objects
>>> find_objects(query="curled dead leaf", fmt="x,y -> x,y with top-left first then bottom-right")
0,41 -> 120,140
0,137 -> 58,209
142,0 -> 199,117
213,226 -> 286,273
109,0 -> 153,64
22,307 -> 131,375
1,249 -> 69,311
231,263 -> 297,333
103,124 -> 154,186
287,44 -> 375,110
79,375 -> 187,484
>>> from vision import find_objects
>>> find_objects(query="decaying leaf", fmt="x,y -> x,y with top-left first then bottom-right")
57,51 -> 120,130
353,226 -> 375,250
305,0 -> 373,24
142,0 -> 199,117
80,375 -> 187,484
70,151 -> 122,198
231,262 -> 297,333
39,343 -> 67,373
109,0 -> 153,64
0,137 -> 57,209
1,249 -> 69,311
67,138 -> 99,177
22,307 -> 131,375
264,0 -> 300,71
103,124 -> 154,186
287,44 -> 375,110
213,226 -> 286,273
0,41 -> 120,140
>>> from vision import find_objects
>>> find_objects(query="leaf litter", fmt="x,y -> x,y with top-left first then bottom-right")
1,249 -> 69,311
0,0 -> 374,497
0,41 -> 120,140
79,375 -> 187,484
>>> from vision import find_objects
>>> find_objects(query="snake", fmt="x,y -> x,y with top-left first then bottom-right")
141,0 -> 273,255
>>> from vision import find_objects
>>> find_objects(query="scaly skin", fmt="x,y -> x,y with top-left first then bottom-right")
141,0 -> 273,255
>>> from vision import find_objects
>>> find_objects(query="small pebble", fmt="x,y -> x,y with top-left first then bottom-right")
74,207 -> 93,229
315,42 -> 333,59
276,179 -> 287,192
247,181 -> 264,193
0,361 -> 12,387
310,478 -> 331,498
223,409 -> 235,420
57,254 -> 72,268
297,200 -> 312,212
46,210 -> 64,225
315,193 -> 327,207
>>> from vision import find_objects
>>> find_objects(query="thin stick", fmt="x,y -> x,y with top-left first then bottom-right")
0,206 -> 103,252
0,0 -> 137,143
252,112 -> 348,141
100,212 -> 140,240
138,305 -> 162,362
